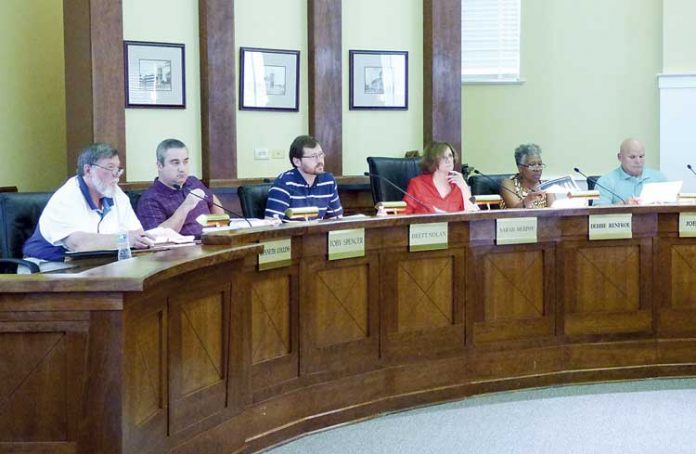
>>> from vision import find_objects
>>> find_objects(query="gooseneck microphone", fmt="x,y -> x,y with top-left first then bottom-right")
364,172 -> 435,213
174,184 -> 253,227
573,168 -> 626,204
688,164 -> 696,177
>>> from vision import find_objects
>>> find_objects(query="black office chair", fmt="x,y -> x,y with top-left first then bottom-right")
126,189 -> 144,212
366,157 -> 422,204
467,174 -> 511,196
0,192 -> 53,273
237,183 -> 273,219
586,176 -> 601,191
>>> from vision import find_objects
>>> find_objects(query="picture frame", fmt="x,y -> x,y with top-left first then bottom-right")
124,41 -> 185,108
239,47 -> 300,111
349,50 -> 408,110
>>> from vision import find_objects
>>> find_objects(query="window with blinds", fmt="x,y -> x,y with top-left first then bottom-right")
461,0 -> 521,83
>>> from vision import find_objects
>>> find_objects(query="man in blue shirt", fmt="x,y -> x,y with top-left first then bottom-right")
265,135 -> 343,220
594,138 -> 666,205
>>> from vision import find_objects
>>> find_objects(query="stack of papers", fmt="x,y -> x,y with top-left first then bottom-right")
146,227 -> 195,244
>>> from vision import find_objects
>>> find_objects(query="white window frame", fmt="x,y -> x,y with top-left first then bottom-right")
461,0 -> 522,84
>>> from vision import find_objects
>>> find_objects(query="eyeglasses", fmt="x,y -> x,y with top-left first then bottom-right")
519,163 -> 546,170
92,163 -> 125,177
301,152 -> 326,160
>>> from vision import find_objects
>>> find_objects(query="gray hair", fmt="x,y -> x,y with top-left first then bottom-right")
76,143 -> 119,176
156,138 -> 187,165
514,143 -> 542,166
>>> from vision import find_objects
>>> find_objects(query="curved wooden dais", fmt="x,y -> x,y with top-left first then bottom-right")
2,205 -> 696,452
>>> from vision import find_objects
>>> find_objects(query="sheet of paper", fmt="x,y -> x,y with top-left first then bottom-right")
639,181 -> 683,204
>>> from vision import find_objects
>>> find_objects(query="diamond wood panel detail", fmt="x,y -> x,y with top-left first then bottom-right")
575,246 -> 639,313
671,245 -> 696,309
252,275 -> 290,364
483,251 -> 543,321
180,294 -> 224,395
397,257 -> 453,332
314,265 -> 368,347
133,310 -> 163,426
0,332 -> 67,441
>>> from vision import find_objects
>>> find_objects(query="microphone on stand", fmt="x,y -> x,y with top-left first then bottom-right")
173,184 -> 253,228
573,168 -> 626,204
364,172 -> 436,213
688,164 -> 696,177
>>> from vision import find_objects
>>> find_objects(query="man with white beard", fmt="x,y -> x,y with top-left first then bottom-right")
22,143 -> 153,271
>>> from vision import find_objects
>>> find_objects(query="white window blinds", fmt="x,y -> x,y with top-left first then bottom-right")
461,0 -> 521,82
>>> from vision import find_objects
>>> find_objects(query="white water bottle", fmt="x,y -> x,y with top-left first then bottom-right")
116,231 -> 132,260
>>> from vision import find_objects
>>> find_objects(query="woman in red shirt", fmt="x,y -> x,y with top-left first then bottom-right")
403,142 -> 479,214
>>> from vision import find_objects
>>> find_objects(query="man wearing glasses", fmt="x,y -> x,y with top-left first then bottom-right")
264,135 -> 343,220
22,143 -> 152,271
136,138 -> 225,235
593,138 -> 666,205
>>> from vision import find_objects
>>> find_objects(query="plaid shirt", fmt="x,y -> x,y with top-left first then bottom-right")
136,176 -> 214,235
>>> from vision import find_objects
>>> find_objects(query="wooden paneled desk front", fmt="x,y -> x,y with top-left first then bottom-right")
1,205 -> 696,452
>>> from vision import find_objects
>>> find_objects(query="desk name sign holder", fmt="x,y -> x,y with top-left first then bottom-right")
588,213 -> 633,240
258,238 -> 292,271
328,228 -> 365,260
496,217 -> 538,245
680,212 -> 696,238
409,222 -> 448,252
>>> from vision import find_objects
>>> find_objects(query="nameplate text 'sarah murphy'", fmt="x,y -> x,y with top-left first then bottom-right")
496,217 -> 538,245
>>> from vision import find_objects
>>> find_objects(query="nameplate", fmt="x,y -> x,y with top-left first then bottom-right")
409,222 -> 448,252
258,238 -> 292,271
679,212 -> 696,238
328,228 -> 365,260
496,217 -> 538,245
589,214 -> 632,240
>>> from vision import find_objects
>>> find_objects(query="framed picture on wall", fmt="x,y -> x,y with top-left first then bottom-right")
239,47 -> 300,111
349,50 -> 408,110
124,41 -> 185,108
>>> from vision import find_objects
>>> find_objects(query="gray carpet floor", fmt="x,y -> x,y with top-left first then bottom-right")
267,378 -> 696,453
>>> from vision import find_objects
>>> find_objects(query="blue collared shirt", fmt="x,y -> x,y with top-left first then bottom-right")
264,168 -> 343,220
594,166 -> 667,205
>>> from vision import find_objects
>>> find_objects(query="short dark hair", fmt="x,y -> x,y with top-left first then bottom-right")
289,135 -> 319,167
514,143 -> 542,166
156,138 -> 187,165
420,142 -> 457,174
76,143 -> 119,176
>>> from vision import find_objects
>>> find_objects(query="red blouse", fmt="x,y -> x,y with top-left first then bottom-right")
403,174 -> 464,214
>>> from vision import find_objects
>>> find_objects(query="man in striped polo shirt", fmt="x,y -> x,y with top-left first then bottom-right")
264,135 -> 343,221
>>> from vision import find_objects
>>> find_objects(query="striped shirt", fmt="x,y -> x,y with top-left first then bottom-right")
264,168 -> 343,220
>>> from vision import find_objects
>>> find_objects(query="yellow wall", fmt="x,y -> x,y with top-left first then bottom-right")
0,0 -> 672,188
663,0 -> 696,72
234,0 -> 309,178
123,0 -> 202,182
342,0 -> 424,175
462,0 -> 662,178
0,0 -> 66,191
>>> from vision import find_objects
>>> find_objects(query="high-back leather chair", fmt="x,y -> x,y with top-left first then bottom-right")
237,183 -> 273,219
467,174 -> 511,196
0,192 -> 53,273
366,157 -> 422,204
586,176 -> 601,191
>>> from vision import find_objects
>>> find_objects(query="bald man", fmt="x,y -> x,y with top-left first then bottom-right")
594,138 -> 666,205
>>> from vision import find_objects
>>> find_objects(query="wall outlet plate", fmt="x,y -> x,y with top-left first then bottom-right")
271,149 -> 283,159
254,147 -> 270,160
